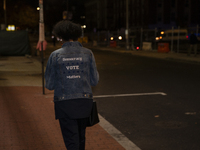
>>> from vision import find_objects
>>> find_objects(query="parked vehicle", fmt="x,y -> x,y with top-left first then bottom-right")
158,29 -> 188,41
156,29 -> 188,41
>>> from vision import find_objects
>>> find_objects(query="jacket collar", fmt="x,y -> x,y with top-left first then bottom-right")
62,41 -> 82,48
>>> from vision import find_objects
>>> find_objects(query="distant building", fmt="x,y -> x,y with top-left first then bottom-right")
85,0 -> 200,31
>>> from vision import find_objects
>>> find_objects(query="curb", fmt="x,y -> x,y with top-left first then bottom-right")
86,46 -> 200,64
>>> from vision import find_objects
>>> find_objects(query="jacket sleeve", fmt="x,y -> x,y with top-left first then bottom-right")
45,52 -> 56,90
90,52 -> 99,86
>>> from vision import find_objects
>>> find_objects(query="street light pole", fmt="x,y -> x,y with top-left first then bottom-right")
4,0 -> 7,28
39,0 -> 45,94
67,0 -> 69,12
126,0 -> 129,50
37,0 -> 47,94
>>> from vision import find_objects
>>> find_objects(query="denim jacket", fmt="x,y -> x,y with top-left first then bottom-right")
45,41 -> 99,102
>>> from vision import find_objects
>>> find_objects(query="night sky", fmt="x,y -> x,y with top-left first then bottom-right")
5,0 -> 86,8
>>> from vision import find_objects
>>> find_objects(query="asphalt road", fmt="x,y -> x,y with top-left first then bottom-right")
91,49 -> 200,150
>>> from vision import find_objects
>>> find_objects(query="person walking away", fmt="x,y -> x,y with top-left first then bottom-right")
188,32 -> 198,56
45,20 -> 99,150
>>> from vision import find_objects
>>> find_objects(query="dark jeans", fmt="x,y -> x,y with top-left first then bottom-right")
59,117 -> 88,150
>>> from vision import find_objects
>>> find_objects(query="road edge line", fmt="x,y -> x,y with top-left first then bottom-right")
98,114 -> 141,150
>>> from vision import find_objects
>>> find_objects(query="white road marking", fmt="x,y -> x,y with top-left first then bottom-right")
94,92 -> 167,98
45,92 -> 167,99
44,92 -> 166,149
96,92 -> 166,149
98,114 -> 141,150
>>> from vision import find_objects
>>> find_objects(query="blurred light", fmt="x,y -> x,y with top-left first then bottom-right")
161,31 -> 164,34
155,37 -> 160,40
81,16 -> 85,19
37,7 -> 40,10
159,36 -> 162,40
57,37 -> 62,41
110,37 -> 114,40
186,35 -> 189,39
7,25 -> 15,31
136,47 -> 139,50
118,36 -> 122,40
81,25 -> 86,28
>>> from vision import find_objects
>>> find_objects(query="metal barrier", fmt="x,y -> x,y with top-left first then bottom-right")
85,25 -> 200,53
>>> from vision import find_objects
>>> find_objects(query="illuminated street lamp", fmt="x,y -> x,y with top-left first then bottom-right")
37,7 -> 40,10
81,25 -> 86,29
81,25 -> 86,37
118,36 -> 122,40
